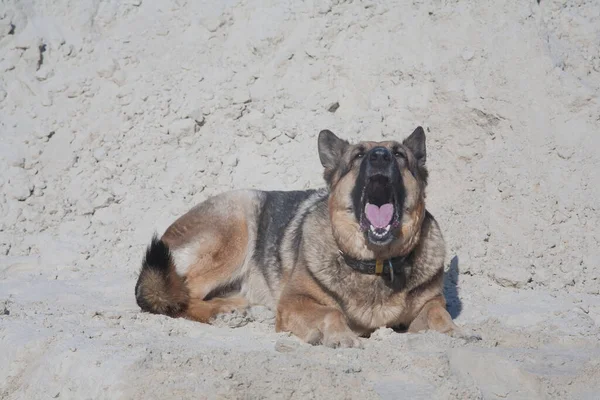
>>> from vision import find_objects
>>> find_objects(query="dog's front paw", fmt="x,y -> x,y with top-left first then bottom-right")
450,328 -> 482,343
320,311 -> 362,348
322,330 -> 362,349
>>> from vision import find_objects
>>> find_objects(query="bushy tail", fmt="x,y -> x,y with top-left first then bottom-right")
134,235 -> 188,317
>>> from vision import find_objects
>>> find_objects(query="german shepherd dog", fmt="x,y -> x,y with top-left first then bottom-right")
135,127 -> 473,347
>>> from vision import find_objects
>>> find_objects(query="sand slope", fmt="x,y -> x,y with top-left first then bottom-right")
1,0 -> 599,398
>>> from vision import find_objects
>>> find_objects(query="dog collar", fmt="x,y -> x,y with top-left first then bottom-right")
338,250 -> 408,282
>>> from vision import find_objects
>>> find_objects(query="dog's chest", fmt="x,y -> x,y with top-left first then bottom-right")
326,274 -> 412,330
345,291 -> 411,330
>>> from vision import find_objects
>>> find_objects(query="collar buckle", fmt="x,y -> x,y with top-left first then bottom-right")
375,259 -> 384,275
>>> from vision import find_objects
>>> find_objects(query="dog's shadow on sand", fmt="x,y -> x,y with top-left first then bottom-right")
444,255 -> 463,319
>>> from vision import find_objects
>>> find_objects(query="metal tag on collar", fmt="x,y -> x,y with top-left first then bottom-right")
375,259 -> 384,275
388,259 -> 394,282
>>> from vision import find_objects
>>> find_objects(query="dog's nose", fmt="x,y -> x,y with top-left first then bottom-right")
368,147 -> 392,168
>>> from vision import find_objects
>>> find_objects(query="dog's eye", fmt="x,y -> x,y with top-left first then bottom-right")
393,151 -> 404,158
355,152 -> 364,160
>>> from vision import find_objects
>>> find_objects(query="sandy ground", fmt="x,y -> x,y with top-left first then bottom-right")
1,0 -> 600,398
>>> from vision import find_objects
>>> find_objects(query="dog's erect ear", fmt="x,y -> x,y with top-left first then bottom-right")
403,126 -> 426,167
318,129 -> 349,169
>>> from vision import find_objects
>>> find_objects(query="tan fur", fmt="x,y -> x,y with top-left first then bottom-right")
160,190 -> 258,321
185,296 -> 248,323
328,143 -> 426,261
173,215 -> 248,301
407,295 -> 464,336
275,134 -> 470,344
134,128 -> 474,347
277,205 -> 449,339
276,266 -> 361,348
135,267 -> 189,316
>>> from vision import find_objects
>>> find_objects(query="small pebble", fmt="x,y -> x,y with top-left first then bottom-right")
327,102 -> 340,113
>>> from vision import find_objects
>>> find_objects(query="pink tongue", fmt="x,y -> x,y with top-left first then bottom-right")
365,203 -> 394,228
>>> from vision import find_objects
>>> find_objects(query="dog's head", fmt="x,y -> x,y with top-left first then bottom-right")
318,127 -> 428,259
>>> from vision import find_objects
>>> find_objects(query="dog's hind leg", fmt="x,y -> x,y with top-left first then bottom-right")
167,205 -> 252,322
136,191 -> 258,323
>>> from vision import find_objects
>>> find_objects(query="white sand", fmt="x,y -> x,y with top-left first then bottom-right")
1,0 -> 599,398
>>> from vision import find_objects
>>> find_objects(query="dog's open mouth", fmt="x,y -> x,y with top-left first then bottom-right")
360,175 -> 401,245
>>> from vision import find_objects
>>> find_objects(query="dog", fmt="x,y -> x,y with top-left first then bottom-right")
134,127 -> 473,347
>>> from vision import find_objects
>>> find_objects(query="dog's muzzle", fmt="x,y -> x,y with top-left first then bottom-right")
359,147 -> 402,245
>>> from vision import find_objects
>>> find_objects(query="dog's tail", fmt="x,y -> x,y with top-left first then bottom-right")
134,235 -> 189,317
